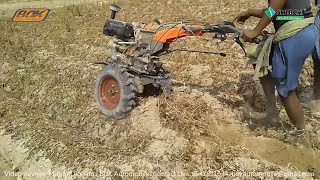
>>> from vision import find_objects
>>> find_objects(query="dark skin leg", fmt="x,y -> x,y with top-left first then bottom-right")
280,91 -> 306,130
314,59 -> 320,100
251,64 -> 279,119
260,74 -> 278,116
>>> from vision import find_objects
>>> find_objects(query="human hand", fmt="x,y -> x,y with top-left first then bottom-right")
240,29 -> 260,43
233,10 -> 251,24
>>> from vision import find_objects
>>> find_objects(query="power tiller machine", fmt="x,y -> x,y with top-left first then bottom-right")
94,5 -> 260,119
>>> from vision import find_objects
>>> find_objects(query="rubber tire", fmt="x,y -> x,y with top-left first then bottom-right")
94,63 -> 137,120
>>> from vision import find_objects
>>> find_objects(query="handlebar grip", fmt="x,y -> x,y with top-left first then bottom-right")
253,38 -> 261,44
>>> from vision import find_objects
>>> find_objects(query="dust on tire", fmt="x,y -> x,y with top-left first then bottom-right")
94,63 -> 137,120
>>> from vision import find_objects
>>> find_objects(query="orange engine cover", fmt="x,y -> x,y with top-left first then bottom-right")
154,25 -> 205,43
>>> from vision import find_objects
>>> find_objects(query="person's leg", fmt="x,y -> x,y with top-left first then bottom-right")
314,59 -> 320,100
305,57 -> 320,112
260,74 -> 279,118
249,64 -> 279,120
280,91 -> 306,130
314,11 -> 320,100
273,25 -> 317,129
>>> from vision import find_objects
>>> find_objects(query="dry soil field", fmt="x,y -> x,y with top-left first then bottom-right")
0,0 -> 320,179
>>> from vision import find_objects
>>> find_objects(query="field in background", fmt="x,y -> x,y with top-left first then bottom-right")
0,0 -> 113,19
0,0 -> 320,179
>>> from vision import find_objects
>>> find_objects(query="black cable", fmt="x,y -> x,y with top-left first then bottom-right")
168,49 -> 226,57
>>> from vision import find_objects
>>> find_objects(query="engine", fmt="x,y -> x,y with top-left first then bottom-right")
102,4 -> 135,40
103,19 -> 134,40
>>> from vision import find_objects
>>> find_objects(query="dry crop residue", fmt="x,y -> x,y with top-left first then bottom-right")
0,0 -> 319,179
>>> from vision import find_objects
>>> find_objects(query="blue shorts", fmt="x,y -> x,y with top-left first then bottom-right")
316,12 -> 320,59
271,24 -> 318,97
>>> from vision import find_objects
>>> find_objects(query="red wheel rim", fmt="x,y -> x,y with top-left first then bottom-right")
99,75 -> 121,110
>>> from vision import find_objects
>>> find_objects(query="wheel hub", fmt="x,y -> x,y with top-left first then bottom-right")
99,76 -> 120,110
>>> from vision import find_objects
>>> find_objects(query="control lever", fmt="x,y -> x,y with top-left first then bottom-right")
233,30 -> 261,57
233,32 -> 248,57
